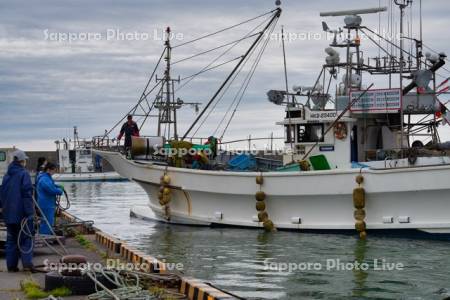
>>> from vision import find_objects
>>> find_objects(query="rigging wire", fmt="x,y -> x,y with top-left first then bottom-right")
191,18 -> 277,137
180,56 -> 243,81
105,80 -> 162,137
219,19 -> 278,140
360,27 -> 450,78
104,50 -> 165,137
191,44 -> 259,137
364,21 -> 450,80
362,26 -> 416,60
212,23 -> 277,136
138,83 -> 165,131
360,25 -> 450,80
174,13 -> 274,93
172,9 -> 277,49
171,33 -> 260,65
138,49 -> 166,103
217,20 -> 278,137
213,36 -> 269,137
182,8 -> 281,140
188,16 -> 272,136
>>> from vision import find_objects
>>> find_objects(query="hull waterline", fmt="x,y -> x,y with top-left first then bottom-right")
95,150 -> 450,238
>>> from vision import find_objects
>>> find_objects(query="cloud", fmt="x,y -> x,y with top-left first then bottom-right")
1,0 -> 450,151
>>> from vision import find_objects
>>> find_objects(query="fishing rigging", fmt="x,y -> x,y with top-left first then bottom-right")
99,7 -> 283,145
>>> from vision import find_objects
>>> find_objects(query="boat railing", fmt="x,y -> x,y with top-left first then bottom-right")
92,135 -> 285,152
91,136 -> 122,152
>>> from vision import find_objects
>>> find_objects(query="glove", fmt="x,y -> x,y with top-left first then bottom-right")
58,184 -> 65,191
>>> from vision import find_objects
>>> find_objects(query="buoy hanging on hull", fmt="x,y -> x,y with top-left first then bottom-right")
353,174 -> 367,239
159,174 -> 172,220
255,174 -> 276,232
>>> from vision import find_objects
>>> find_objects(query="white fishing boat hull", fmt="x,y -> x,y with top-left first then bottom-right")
52,171 -> 126,182
96,150 -> 450,236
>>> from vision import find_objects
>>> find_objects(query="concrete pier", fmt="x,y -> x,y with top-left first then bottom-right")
0,211 -> 238,300
0,235 -> 103,300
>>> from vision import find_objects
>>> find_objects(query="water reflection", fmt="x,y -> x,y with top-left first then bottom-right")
66,182 -> 450,300
352,239 -> 369,298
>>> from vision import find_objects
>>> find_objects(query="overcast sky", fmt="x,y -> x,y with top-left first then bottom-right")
1,0 -> 450,150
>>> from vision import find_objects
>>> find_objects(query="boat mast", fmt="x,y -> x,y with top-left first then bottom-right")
156,27 -> 180,140
395,0 -> 412,150
73,126 -> 79,149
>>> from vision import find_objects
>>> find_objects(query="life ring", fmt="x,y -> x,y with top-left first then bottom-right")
334,122 -> 348,140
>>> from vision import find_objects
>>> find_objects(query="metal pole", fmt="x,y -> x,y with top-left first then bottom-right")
346,28 -> 351,95
394,0 -> 409,153
281,26 -> 289,97
419,0 -> 423,42
270,132 -> 273,152
165,27 -> 173,140
400,4 -> 404,151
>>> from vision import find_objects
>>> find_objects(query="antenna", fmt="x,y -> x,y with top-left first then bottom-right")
321,21 -> 342,45
320,7 -> 387,17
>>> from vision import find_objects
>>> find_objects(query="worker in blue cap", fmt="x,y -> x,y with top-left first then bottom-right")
0,149 -> 35,272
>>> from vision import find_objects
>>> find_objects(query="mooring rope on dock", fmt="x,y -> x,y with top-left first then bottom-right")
16,195 -> 70,257
84,267 -> 184,300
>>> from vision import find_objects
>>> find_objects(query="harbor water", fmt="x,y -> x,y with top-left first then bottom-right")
66,181 -> 450,300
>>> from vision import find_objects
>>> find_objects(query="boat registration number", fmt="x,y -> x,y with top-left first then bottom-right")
309,112 -> 337,120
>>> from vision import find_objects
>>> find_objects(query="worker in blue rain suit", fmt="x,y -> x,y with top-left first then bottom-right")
0,149 -> 35,272
36,162 -> 63,235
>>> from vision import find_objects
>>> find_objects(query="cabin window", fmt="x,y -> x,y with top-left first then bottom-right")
0,151 -> 5,161
286,110 -> 302,118
297,124 -> 324,143
285,125 -> 295,143
79,150 -> 91,156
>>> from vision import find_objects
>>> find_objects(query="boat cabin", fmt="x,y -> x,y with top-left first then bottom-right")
56,143 -> 95,174
278,90 -> 442,170
278,107 -> 356,168
0,148 -> 14,180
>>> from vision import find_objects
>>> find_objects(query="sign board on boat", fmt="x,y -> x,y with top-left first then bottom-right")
350,89 -> 402,113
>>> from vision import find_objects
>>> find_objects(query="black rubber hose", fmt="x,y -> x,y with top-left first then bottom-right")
56,189 -> 71,211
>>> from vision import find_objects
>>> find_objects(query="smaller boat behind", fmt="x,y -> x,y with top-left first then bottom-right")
53,126 -> 126,182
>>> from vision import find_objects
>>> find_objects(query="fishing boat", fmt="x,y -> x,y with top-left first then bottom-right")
54,127 -> 125,182
94,1 -> 450,238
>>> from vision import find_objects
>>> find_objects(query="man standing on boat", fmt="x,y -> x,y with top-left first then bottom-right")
117,115 -> 140,155
0,149 -> 35,272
